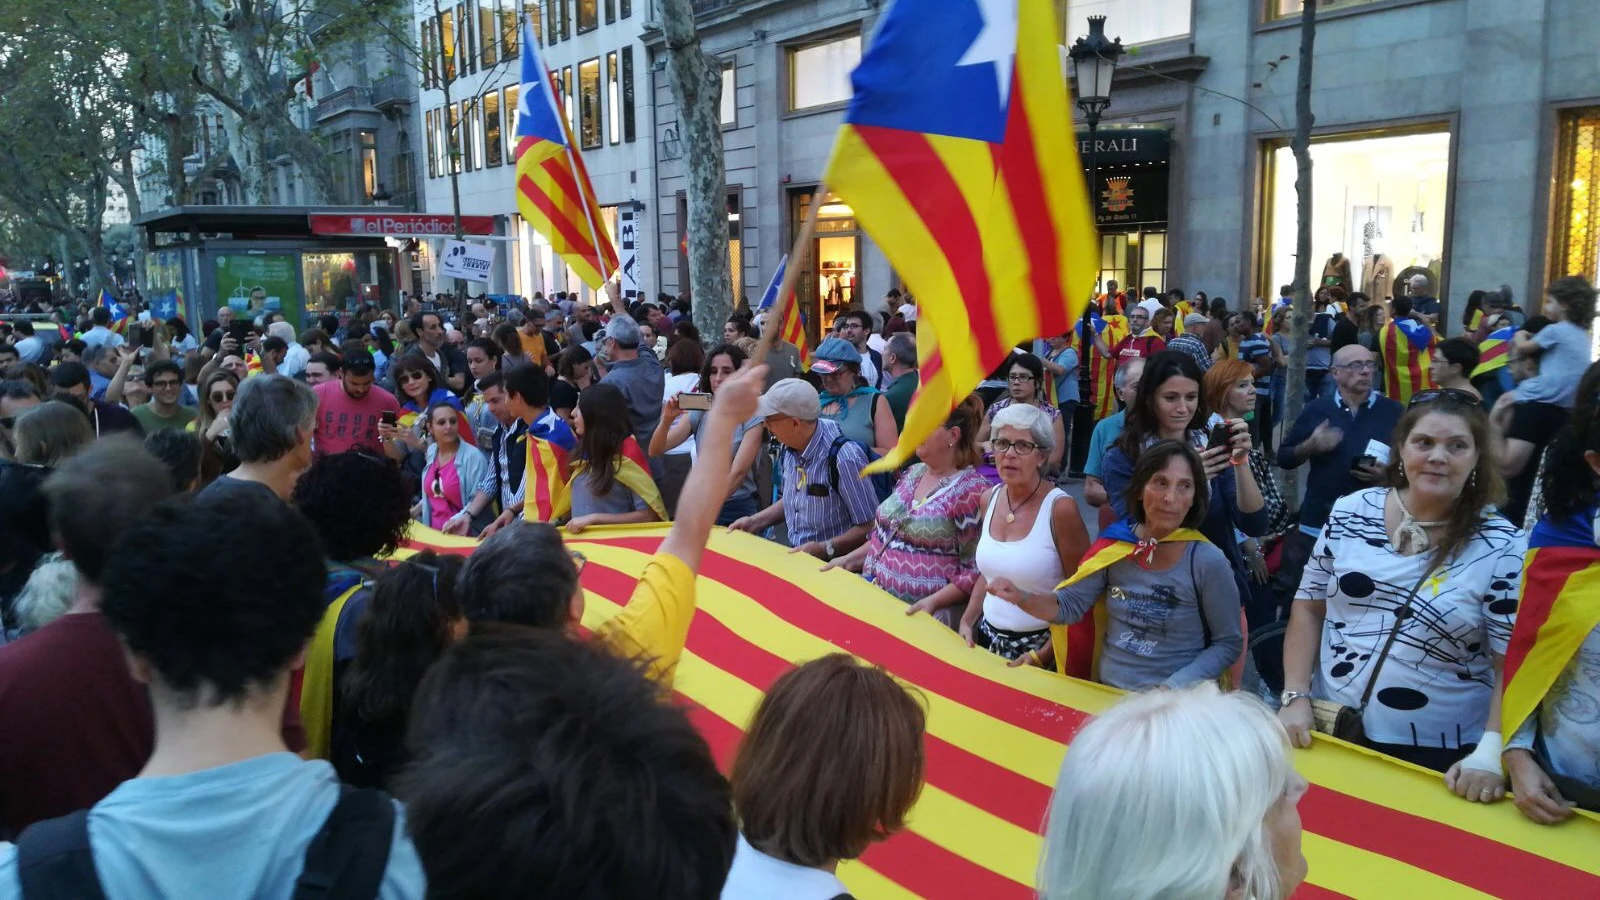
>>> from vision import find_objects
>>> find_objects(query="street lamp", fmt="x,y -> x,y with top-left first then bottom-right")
1069,15 -> 1124,291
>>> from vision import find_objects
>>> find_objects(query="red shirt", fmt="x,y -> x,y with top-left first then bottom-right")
0,612 -> 153,838
312,380 -> 402,455
1111,333 -> 1167,361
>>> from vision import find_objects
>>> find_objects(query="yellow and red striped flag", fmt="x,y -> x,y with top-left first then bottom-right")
823,0 -> 1097,471
1083,312 -> 1128,421
511,19 -> 619,289
756,254 -> 811,368
395,522 -> 1600,898
1379,317 -> 1437,405
523,435 -> 571,523
1502,512 -> 1600,739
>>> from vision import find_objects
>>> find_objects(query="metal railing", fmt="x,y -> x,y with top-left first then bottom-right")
369,74 -> 412,109
313,85 -> 372,121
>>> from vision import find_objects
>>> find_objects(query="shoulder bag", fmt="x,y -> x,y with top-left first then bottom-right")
1310,567 -> 1435,743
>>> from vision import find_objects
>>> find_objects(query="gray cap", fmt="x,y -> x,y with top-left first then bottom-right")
1184,313 -> 1209,327
756,378 -> 821,420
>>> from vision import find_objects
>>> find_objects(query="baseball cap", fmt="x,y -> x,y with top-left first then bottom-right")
898,302 -> 917,322
809,337 -> 861,375
756,378 -> 821,420
1184,313 -> 1209,328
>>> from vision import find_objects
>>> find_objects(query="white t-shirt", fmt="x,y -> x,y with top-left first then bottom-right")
661,371 -> 701,457
720,835 -> 850,900
1298,488 -> 1525,749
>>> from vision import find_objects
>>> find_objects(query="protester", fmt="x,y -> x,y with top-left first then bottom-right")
729,378 -> 878,560
1094,303 -> 1165,362
650,343 -> 765,525
7,554 -> 76,639
142,428 -> 203,493
1038,684 -> 1307,900
960,403 -> 1090,664
267,320 -> 307,377
303,350 -> 339,386
0,439 -> 171,839
1431,337 -> 1483,402
550,344 -> 592,429
335,551 -> 466,791
812,336 -> 897,457
824,397 -> 989,627
80,306 -> 124,349
416,402 -> 489,530
197,374 -> 317,503
1205,359 -> 1291,551
386,353 -> 474,467
1279,397 -> 1523,781
596,310 -> 664,462
410,310 -> 469,394
47,361 -> 140,436
312,350 -> 401,456
1,491 -> 427,895
129,360 -> 195,434
441,371 -> 525,537
454,360 -> 767,686
722,655 -> 926,899
1037,331 -> 1079,445
991,441 -> 1244,687
1229,312 -> 1277,452
1083,357 -> 1144,510
0,379 -> 42,460
881,332 -> 919,431
832,310 -> 882,388
656,338 -> 706,512
566,383 -> 666,532
192,369 -> 240,485
398,630 -> 734,899
0,402 -> 94,623
1502,361 -> 1600,820
978,351 -> 1067,475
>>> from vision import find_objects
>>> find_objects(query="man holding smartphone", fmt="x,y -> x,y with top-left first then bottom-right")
310,351 -> 400,455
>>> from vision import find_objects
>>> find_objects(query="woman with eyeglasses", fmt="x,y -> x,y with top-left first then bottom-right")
811,337 -> 898,457
976,352 -> 1068,476
1278,395 -> 1524,793
334,550 -> 467,790
190,370 -> 239,487
384,353 -> 474,464
415,402 -> 490,534
960,403 -> 1090,664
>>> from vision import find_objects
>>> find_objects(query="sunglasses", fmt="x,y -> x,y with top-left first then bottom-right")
400,371 -> 429,383
210,390 -> 236,402
151,379 -> 182,389
1408,388 -> 1480,408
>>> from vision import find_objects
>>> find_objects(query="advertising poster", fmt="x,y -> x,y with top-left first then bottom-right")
215,254 -> 300,325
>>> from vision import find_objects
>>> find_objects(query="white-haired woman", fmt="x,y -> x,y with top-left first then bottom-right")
960,402 -> 1089,664
1040,683 -> 1309,900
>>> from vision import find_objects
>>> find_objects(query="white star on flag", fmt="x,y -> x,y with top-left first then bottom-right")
956,0 -> 1018,108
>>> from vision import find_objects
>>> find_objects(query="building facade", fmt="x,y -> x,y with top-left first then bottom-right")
1062,0 -> 1600,332
412,0 -> 656,301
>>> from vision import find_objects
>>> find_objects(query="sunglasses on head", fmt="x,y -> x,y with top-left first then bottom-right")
1408,388 -> 1480,408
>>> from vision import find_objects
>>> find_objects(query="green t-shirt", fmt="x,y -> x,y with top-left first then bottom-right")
131,402 -> 197,435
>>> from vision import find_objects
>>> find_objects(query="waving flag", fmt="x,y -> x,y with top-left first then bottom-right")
1379,317 -> 1437,404
1502,509 -> 1600,740
823,0 -> 1097,471
1082,312 -> 1128,420
1472,324 -> 1516,379
395,522 -> 1600,898
756,254 -> 811,367
98,288 -> 128,333
512,19 -> 619,289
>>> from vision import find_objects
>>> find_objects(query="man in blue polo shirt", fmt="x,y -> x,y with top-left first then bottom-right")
1276,344 -> 1403,585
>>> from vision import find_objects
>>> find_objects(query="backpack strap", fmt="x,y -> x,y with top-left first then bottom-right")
16,810 -> 109,900
292,786 -> 397,900
826,433 -> 850,495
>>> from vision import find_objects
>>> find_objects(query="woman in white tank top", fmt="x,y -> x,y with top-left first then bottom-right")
959,404 -> 1090,665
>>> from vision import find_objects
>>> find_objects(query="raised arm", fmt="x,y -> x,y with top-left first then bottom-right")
658,364 -> 767,570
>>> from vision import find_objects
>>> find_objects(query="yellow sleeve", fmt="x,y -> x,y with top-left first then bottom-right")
595,551 -> 696,687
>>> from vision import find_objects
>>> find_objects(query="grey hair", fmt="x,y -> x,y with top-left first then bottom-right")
990,402 -> 1053,452
229,375 -> 318,463
1039,684 -> 1297,900
81,343 -> 112,367
885,332 -> 917,369
267,321 -> 296,343
604,314 -> 643,350
13,553 -> 76,633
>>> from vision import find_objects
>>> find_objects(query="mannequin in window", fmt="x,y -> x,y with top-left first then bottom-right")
1321,252 -> 1353,294
1362,253 -> 1394,301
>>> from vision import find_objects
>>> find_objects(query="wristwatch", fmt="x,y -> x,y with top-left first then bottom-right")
824,540 -> 836,560
1279,690 -> 1312,708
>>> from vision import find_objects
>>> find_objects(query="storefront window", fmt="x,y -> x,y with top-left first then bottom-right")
1066,0 -> 1189,47
579,58 -> 601,150
789,189 -> 859,345
1551,107 -> 1600,284
303,251 -> 394,320
1261,128 -> 1451,303
788,34 -> 859,111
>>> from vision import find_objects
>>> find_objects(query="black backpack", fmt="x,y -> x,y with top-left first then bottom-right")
16,785 -> 396,900
825,434 -> 896,504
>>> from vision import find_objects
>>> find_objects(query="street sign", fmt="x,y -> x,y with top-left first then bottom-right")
440,240 -> 494,283
309,213 -> 497,236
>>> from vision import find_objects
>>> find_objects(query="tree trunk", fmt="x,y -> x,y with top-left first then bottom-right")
657,0 -> 731,339
1283,0 -> 1317,512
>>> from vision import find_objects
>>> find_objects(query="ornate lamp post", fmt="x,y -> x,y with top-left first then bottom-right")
1069,14 -> 1124,281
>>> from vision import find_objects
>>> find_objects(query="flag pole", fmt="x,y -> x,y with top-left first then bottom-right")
755,183 -> 823,366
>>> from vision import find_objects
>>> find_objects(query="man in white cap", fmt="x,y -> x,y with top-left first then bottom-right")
727,378 -> 877,560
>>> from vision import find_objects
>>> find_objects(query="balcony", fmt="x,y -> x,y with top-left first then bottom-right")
313,85 -> 374,122
369,74 -> 413,111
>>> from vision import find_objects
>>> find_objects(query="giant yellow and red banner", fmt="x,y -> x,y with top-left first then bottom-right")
403,524 -> 1600,899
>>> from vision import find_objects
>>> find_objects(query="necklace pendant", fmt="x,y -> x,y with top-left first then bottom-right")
1006,513 -> 1016,523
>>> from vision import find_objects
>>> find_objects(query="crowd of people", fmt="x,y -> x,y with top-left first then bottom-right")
0,268 -> 1595,898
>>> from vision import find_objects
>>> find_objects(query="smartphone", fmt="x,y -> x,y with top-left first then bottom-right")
380,410 -> 398,427
1208,422 -> 1233,451
678,392 -> 713,412
1350,454 -> 1377,473
139,325 -> 156,348
228,321 -> 253,347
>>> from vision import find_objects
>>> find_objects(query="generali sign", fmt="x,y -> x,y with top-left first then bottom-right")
309,213 -> 497,236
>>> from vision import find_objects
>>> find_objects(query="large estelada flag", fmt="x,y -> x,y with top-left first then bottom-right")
1472,324 -> 1516,379
1502,509 -> 1600,740
823,0 -> 1097,471
395,522 -> 1600,898
1081,312 -> 1128,421
757,254 -> 811,368
1379,317 -> 1437,404
512,19 -> 619,289
98,288 -> 128,333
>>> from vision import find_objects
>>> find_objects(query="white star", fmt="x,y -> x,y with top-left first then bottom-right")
956,0 -> 1018,108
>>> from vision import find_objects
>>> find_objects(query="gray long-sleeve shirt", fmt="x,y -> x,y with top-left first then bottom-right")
1052,541 -> 1243,690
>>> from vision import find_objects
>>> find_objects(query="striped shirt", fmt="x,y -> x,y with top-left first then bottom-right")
781,418 -> 879,547
1237,332 -> 1273,388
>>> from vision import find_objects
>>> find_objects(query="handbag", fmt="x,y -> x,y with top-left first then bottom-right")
1310,567 -> 1435,743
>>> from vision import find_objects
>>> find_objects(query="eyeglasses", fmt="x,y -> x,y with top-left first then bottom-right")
151,379 -> 181,389
209,390 -> 235,402
1408,388 -> 1480,408
1333,361 -> 1378,373
400,371 -> 428,383
991,438 -> 1040,456
1007,373 -> 1035,383
570,549 -> 588,574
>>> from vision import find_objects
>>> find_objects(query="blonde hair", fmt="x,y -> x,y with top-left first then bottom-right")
1039,684 -> 1297,900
